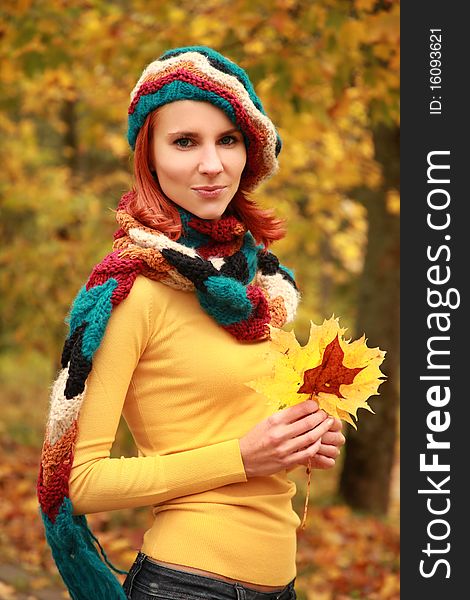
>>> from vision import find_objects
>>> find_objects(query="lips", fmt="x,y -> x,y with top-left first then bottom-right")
192,186 -> 227,199
192,186 -> 227,191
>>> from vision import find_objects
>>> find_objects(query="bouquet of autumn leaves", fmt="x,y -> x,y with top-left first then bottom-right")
247,315 -> 386,528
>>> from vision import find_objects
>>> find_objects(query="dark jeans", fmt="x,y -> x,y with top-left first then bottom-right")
122,552 -> 297,600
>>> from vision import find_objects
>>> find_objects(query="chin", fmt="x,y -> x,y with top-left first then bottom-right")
198,212 -> 224,221
193,205 -> 228,221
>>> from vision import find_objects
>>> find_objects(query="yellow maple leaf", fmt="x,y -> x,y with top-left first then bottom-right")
247,315 -> 386,429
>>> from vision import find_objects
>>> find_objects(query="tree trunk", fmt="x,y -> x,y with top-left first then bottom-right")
318,228 -> 334,311
61,98 -> 79,174
339,124 -> 400,514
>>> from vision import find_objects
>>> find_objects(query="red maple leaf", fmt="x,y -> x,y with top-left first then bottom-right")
298,334 -> 365,398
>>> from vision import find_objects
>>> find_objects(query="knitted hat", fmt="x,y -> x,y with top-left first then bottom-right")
127,45 -> 282,191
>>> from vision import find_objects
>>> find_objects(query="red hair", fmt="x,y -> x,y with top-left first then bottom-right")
125,109 -> 286,248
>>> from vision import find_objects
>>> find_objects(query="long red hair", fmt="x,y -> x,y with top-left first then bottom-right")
125,109 -> 286,248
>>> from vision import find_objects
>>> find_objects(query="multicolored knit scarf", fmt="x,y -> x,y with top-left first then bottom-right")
37,192 -> 300,599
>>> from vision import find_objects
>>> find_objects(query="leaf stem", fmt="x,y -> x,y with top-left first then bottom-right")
299,457 -> 312,530
298,393 -> 317,530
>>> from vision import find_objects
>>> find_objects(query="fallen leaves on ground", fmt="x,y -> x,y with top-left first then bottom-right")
0,436 -> 399,599
0,435 -> 150,595
295,503 -> 399,599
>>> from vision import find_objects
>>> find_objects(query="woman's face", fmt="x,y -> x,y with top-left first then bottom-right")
151,100 -> 247,220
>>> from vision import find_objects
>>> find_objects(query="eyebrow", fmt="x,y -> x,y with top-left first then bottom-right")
166,127 -> 241,138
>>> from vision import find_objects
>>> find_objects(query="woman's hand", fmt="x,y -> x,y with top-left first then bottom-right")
239,400 -> 336,478
308,418 -> 345,470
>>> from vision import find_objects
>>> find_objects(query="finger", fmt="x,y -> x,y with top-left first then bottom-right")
310,454 -> 336,470
285,417 -> 335,456
286,436 -> 324,468
327,418 -> 343,432
320,431 -> 346,447
275,399 -> 319,425
316,443 -> 341,459
286,409 -> 329,438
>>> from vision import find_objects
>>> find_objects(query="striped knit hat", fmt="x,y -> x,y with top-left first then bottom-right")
127,45 -> 282,191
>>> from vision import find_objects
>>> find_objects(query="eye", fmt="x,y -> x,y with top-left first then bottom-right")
174,137 -> 194,148
220,135 -> 237,145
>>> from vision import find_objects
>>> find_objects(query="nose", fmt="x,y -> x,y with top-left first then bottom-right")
198,144 -> 224,176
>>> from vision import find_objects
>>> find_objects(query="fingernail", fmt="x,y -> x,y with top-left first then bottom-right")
327,418 -> 334,425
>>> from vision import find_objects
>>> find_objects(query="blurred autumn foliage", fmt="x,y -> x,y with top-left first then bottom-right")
0,0 -> 399,598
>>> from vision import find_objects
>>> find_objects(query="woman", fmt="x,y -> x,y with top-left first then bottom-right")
37,46 -> 345,600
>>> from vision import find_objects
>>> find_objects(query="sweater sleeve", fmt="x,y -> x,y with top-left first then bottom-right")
69,277 -> 247,516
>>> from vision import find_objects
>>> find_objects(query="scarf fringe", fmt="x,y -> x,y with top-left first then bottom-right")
40,497 -> 127,600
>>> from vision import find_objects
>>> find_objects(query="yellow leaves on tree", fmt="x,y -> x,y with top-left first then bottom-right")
247,315 -> 386,429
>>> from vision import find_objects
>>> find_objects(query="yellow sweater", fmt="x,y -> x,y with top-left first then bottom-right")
69,275 -> 300,585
